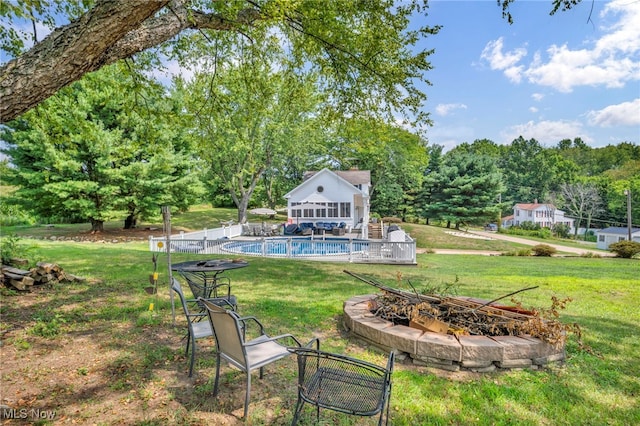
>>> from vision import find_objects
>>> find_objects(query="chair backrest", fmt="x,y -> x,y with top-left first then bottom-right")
201,299 -> 247,368
171,277 -> 191,316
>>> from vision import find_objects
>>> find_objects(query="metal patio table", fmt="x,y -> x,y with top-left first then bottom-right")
171,259 -> 248,309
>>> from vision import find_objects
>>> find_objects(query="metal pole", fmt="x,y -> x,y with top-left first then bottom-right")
624,189 -> 632,240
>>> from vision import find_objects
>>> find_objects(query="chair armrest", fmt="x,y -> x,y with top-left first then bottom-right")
185,312 -> 208,322
244,333 -> 302,348
304,337 -> 320,350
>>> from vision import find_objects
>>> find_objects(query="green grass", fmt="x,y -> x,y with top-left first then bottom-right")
1,217 -> 639,425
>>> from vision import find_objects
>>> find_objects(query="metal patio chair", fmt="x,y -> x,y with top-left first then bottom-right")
180,271 -> 237,311
199,298 -> 302,419
290,341 -> 395,426
171,277 -> 235,377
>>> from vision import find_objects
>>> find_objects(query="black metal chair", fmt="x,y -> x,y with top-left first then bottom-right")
200,298 -> 303,419
290,341 -> 394,426
171,277 -> 236,377
179,271 -> 237,311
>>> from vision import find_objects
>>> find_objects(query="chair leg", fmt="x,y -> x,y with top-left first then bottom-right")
212,353 -> 221,396
244,371 -> 252,419
290,396 -> 305,426
188,334 -> 196,377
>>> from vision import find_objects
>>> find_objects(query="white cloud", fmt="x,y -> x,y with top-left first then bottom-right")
435,103 -> 467,116
529,106 -> 539,113
481,1 -> 640,92
480,37 -> 527,83
586,98 -> 640,127
500,120 -> 592,145
531,93 -> 545,102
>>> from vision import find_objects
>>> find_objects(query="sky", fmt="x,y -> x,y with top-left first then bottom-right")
416,0 -> 640,151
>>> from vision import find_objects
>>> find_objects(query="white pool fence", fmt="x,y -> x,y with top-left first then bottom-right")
148,223 -> 416,264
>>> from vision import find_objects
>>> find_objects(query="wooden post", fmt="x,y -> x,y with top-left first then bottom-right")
162,206 -> 175,324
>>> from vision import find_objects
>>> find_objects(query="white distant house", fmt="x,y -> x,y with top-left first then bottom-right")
596,227 -> 640,250
509,202 -> 575,233
283,168 -> 371,238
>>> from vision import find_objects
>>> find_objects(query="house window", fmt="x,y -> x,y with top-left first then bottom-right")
315,203 -> 327,218
327,202 -> 338,218
340,202 -> 351,218
618,237 -> 626,242
291,202 -> 301,218
598,235 -> 605,242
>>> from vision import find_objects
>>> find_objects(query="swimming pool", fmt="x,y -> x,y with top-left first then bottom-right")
223,236 -> 368,257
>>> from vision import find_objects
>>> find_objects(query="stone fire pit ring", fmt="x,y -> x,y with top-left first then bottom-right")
343,295 -> 565,372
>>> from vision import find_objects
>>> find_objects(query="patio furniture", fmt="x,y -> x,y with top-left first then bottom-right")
171,277 -> 236,377
172,259 -> 247,311
284,224 -> 300,235
200,298 -> 303,419
290,343 -> 395,426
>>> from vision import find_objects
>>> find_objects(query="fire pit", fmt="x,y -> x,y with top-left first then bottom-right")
343,272 -> 566,372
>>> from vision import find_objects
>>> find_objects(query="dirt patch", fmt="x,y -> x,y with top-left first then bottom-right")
0,288 -> 298,424
0,279 -> 361,425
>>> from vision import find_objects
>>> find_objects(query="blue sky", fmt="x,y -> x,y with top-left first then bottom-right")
416,0 -> 640,151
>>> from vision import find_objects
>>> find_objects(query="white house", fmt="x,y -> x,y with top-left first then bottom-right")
596,227 -> 640,250
510,202 -> 575,233
283,168 -> 371,237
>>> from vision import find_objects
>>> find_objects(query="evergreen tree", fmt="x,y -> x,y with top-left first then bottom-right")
1,64 -> 202,231
420,152 -> 505,229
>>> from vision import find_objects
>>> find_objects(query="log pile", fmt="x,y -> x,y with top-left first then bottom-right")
344,270 -> 569,347
1,262 -> 84,291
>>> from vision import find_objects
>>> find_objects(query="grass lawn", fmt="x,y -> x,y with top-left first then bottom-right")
1,218 -> 639,424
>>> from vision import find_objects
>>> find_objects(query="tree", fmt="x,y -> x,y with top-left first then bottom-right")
1,64 -> 202,231
560,182 -> 604,239
179,52 -> 323,223
420,152 -> 505,229
499,136 -> 577,208
1,0 -> 439,124
328,119 -> 429,219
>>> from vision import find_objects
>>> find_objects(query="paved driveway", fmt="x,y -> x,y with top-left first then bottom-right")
467,230 -> 612,256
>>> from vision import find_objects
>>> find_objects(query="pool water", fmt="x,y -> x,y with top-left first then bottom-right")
223,236 -> 366,256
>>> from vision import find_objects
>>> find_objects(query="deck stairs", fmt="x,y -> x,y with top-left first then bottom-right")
368,223 -> 383,239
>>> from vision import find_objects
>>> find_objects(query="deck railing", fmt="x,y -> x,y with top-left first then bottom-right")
149,225 -> 416,264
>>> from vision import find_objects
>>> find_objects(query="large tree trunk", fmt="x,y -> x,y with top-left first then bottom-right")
124,214 -> 138,230
0,0 -> 260,123
90,219 -> 104,233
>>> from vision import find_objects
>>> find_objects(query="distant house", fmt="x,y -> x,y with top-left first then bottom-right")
596,227 -> 640,250
509,202 -> 575,233
501,214 -> 514,228
283,168 -> 371,237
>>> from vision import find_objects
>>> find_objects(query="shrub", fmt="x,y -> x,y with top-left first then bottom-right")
531,244 -> 557,257
0,234 -> 36,265
502,248 -> 531,257
382,216 -> 402,223
608,241 -> 640,258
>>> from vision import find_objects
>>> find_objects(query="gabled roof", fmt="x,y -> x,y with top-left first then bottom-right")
304,169 -> 370,186
284,168 -> 366,199
514,203 -> 557,210
597,227 -> 640,235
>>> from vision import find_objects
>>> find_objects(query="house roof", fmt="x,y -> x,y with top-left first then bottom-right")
304,169 -> 370,185
284,168 -> 366,200
597,227 -> 640,235
514,203 -> 557,210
